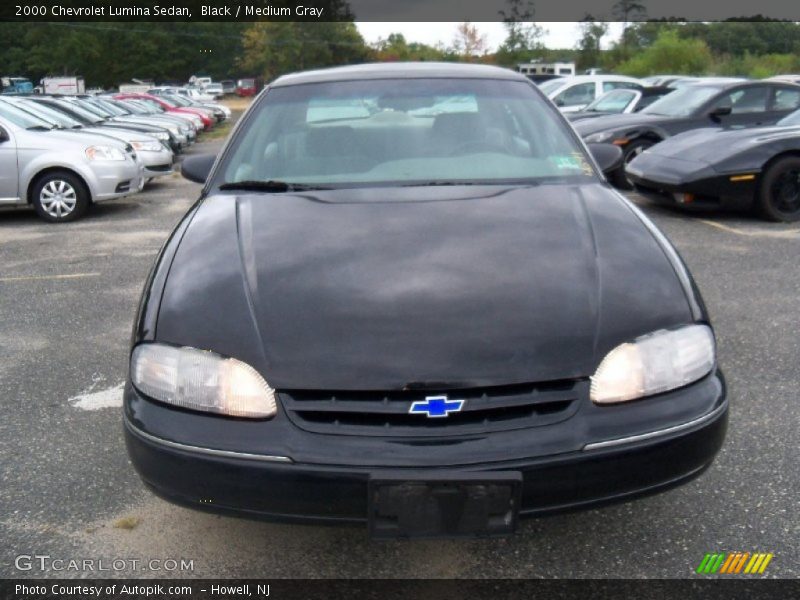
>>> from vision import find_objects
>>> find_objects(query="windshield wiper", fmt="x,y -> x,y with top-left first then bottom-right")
26,125 -> 51,131
219,180 -> 332,192
400,181 -> 479,187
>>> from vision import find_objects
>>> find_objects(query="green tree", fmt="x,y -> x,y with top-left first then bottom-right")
575,16 -> 608,71
372,33 -> 451,62
616,29 -> 711,76
495,0 -> 545,66
239,22 -> 369,81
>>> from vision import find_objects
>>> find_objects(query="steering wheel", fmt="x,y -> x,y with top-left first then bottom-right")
449,140 -> 509,156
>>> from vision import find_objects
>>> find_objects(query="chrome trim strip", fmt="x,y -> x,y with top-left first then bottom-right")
582,403 -> 726,451
124,414 -> 293,463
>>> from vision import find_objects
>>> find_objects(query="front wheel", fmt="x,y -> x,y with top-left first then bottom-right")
612,139 -> 655,190
757,156 -> 800,222
31,171 -> 89,223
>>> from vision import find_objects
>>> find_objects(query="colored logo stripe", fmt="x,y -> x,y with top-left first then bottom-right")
697,553 -> 773,575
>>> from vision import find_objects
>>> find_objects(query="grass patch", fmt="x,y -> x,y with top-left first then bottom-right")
202,120 -> 234,141
219,96 -> 253,111
112,516 -> 140,530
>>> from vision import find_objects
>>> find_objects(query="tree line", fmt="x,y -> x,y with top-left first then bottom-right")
3,14 -> 800,88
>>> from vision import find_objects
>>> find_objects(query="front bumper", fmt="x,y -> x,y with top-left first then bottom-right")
626,156 -> 758,211
90,159 -> 143,202
139,148 -> 175,178
124,371 -> 727,526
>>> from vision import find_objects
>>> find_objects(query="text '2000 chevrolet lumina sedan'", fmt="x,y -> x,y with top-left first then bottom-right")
124,63 -> 727,539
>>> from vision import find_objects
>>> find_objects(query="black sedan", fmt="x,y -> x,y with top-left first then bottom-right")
124,63 -> 726,539
574,80 -> 800,187
627,109 -> 800,221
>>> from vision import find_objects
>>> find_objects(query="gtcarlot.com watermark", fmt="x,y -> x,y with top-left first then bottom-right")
15,554 -> 194,573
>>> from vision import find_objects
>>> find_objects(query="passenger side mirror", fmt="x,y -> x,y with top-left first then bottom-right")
709,105 -> 732,121
586,143 -> 624,175
181,153 -> 216,184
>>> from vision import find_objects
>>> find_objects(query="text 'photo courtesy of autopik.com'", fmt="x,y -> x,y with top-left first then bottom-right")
0,0 -> 798,597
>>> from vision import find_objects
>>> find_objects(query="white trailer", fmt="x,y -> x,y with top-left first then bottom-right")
118,83 -> 152,94
42,76 -> 86,95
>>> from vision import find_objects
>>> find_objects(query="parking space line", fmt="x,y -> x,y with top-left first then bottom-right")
698,220 -> 800,239
0,272 -> 101,283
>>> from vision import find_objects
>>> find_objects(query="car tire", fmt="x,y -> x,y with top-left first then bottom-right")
31,171 -> 89,223
757,156 -> 800,222
613,139 -> 655,190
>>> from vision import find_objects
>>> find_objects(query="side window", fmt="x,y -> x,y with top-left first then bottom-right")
773,88 -> 800,111
723,87 -> 769,114
555,83 -> 595,107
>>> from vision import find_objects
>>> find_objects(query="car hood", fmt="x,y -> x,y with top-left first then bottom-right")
23,129 -> 126,150
573,112 -> 672,137
642,125 -> 800,163
156,184 -> 694,390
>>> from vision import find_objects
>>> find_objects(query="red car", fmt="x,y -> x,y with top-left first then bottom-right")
235,78 -> 258,97
113,93 -> 214,129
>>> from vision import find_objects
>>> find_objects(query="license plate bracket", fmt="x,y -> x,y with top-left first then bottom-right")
368,471 -> 521,539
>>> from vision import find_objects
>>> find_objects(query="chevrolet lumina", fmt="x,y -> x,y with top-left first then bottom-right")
124,63 -> 727,539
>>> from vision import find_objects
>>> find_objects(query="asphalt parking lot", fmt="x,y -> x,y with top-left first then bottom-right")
1,136 -> 798,579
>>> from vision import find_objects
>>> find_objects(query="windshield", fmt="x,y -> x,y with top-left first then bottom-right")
537,79 -> 564,95
584,89 -> 636,113
21,100 -> 83,128
643,85 -> 722,116
219,78 -> 595,189
0,101 -> 53,129
167,95 -> 191,107
78,99 -> 115,118
52,100 -> 104,124
71,99 -> 112,119
93,98 -> 128,115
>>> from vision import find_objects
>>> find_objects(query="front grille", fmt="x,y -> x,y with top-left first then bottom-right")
147,163 -> 172,172
279,379 -> 586,437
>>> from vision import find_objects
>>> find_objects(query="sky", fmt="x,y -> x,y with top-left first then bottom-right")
356,22 -> 625,52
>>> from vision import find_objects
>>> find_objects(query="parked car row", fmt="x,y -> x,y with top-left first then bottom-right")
0,91 -> 228,222
546,74 -> 800,221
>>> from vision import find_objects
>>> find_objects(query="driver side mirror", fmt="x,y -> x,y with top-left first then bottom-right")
708,105 -> 732,121
181,153 -> 216,184
587,143 -> 624,176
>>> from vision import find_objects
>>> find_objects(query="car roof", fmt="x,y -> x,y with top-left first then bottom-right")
545,74 -> 640,86
271,62 -> 528,87
685,79 -> 798,91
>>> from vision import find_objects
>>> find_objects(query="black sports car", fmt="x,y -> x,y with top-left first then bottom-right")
574,80 -> 800,187
627,109 -> 800,221
124,63 -> 726,539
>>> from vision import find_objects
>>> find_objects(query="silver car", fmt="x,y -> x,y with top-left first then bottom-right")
0,102 -> 143,222
2,97 -> 174,181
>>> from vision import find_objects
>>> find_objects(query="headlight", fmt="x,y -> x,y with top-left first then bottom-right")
584,132 -> 614,144
130,140 -> 163,152
131,344 -> 277,419
590,324 -> 715,404
153,131 -> 169,141
85,145 -> 125,161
